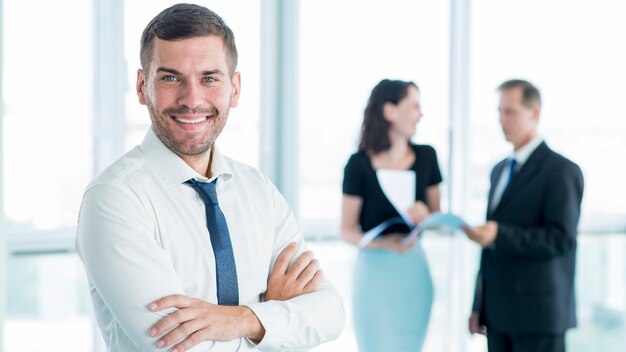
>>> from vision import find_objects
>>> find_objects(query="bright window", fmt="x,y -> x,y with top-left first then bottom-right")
2,0 -> 93,231
299,0 -> 451,237
5,254 -> 96,352
467,0 -> 626,229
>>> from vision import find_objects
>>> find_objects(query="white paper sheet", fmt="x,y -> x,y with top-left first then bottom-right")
376,169 -> 415,225
402,212 -> 469,244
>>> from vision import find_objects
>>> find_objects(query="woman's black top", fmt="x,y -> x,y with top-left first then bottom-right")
342,144 -> 442,235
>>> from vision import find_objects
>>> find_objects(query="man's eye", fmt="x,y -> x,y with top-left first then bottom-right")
203,77 -> 217,83
162,76 -> 178,82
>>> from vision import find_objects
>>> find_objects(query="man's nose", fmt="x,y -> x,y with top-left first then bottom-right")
178,81 -> 204,108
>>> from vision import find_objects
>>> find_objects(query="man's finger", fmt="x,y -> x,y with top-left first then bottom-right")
150,307 -> 196,338
149,294 -> 191,312
272,242 -> 298,276
171,329 -> 205,352
157,318 -> 203,349
302,270 -> 324,293
296,259 -> 319,288
287,251 -> 314,279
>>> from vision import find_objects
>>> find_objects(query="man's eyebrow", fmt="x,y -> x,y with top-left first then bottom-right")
201,69 -> 224,76
155,67 -> 225,77
156,67 -> 182,75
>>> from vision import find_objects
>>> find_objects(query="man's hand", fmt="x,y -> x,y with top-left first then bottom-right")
264,242 -> 323,301
406,201 -> 430,225
468,312 -> 487,335
464,221 -> 498,247
148,295 -> 264,351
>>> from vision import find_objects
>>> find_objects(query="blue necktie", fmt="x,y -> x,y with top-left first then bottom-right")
506,158 -> 517,187
185,178 -> 239,306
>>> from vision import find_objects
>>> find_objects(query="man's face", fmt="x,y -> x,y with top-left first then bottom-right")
498,87 -> 539,147
136,36 -> 240,157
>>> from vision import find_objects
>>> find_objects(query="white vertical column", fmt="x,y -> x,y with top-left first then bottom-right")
0,0 -> 7,346
449,0 -> 470,215
448,0 -> 472,351
0,0 -> 5,347
93,0 -> 126,176
260,0 -> 300,218
91,1 -> 125,350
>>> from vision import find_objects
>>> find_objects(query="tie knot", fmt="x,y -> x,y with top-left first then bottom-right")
185,179 -> 219,205
509,158 -> 517,172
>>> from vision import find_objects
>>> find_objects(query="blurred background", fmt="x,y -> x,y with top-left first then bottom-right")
1,0 -> 625,351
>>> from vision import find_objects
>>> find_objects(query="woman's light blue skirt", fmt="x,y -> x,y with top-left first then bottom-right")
353,241 -> 433,352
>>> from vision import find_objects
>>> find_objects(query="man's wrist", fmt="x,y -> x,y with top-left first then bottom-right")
240,306 -> 265,342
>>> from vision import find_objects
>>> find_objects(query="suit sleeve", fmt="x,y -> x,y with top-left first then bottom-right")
471,269 -> 483,313
245,177 -> 346,351
492,161 -> 584,259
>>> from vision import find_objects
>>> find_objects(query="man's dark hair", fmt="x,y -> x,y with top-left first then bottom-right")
359,79 -> 418,154
140,3 -> 238,75
498,79 -> 542,108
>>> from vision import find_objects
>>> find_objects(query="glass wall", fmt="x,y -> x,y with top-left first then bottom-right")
299,0 -> 451,237
5,254 -> 97,352
464,3 -> 626,348
466,0 -> 626,229
2,0 -> 93,232
2,0 -> 625,351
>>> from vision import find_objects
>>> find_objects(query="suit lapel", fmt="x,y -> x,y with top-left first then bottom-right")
487,161 -> 506,216
494,142 -> 550,213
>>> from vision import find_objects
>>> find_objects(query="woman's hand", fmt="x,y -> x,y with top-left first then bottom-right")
406,201 -> 430,224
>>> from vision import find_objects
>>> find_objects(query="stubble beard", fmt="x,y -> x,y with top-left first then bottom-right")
147,103 -> 228,157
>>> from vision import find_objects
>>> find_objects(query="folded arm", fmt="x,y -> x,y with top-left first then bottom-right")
245,178 -> 346,351
77,184 -> 190,350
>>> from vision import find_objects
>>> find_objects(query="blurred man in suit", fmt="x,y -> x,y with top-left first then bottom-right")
465,79 -> 584,352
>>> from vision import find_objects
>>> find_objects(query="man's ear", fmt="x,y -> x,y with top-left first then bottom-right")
531,103 -> 541,122
230,71 -> 241,108
136,69 -> 147,106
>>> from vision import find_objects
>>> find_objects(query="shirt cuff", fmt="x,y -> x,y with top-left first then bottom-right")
244,301 -> 289,350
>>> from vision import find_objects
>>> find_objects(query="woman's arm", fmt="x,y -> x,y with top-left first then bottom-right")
426,184 -> 441,212
341,195 -> 415,252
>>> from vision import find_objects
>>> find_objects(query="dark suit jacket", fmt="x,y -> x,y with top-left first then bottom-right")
472,142 -> 584,334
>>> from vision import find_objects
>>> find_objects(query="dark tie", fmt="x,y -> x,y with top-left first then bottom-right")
185,178 -> 239,306
506,158 -> 517,187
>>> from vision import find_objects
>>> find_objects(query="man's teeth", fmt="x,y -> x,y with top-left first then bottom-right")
174,116 -> 206,124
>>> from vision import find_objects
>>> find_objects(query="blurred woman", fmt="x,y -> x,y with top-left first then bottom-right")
341,79 -> 442,351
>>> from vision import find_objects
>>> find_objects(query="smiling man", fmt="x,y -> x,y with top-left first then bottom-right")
76,4 -> 345,351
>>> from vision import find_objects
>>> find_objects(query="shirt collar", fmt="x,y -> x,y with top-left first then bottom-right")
139,128 -> 233,186
512,134 -> 544,166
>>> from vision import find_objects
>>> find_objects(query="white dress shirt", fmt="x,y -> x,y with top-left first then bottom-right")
490,135 -> 544,211
76,129 -> 345,351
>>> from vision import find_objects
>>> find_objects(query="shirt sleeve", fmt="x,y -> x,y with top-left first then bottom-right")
426,145 -> 443,186
245,177 -> 346,351
76,184 -> 191,351
342,153 -> 366,197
